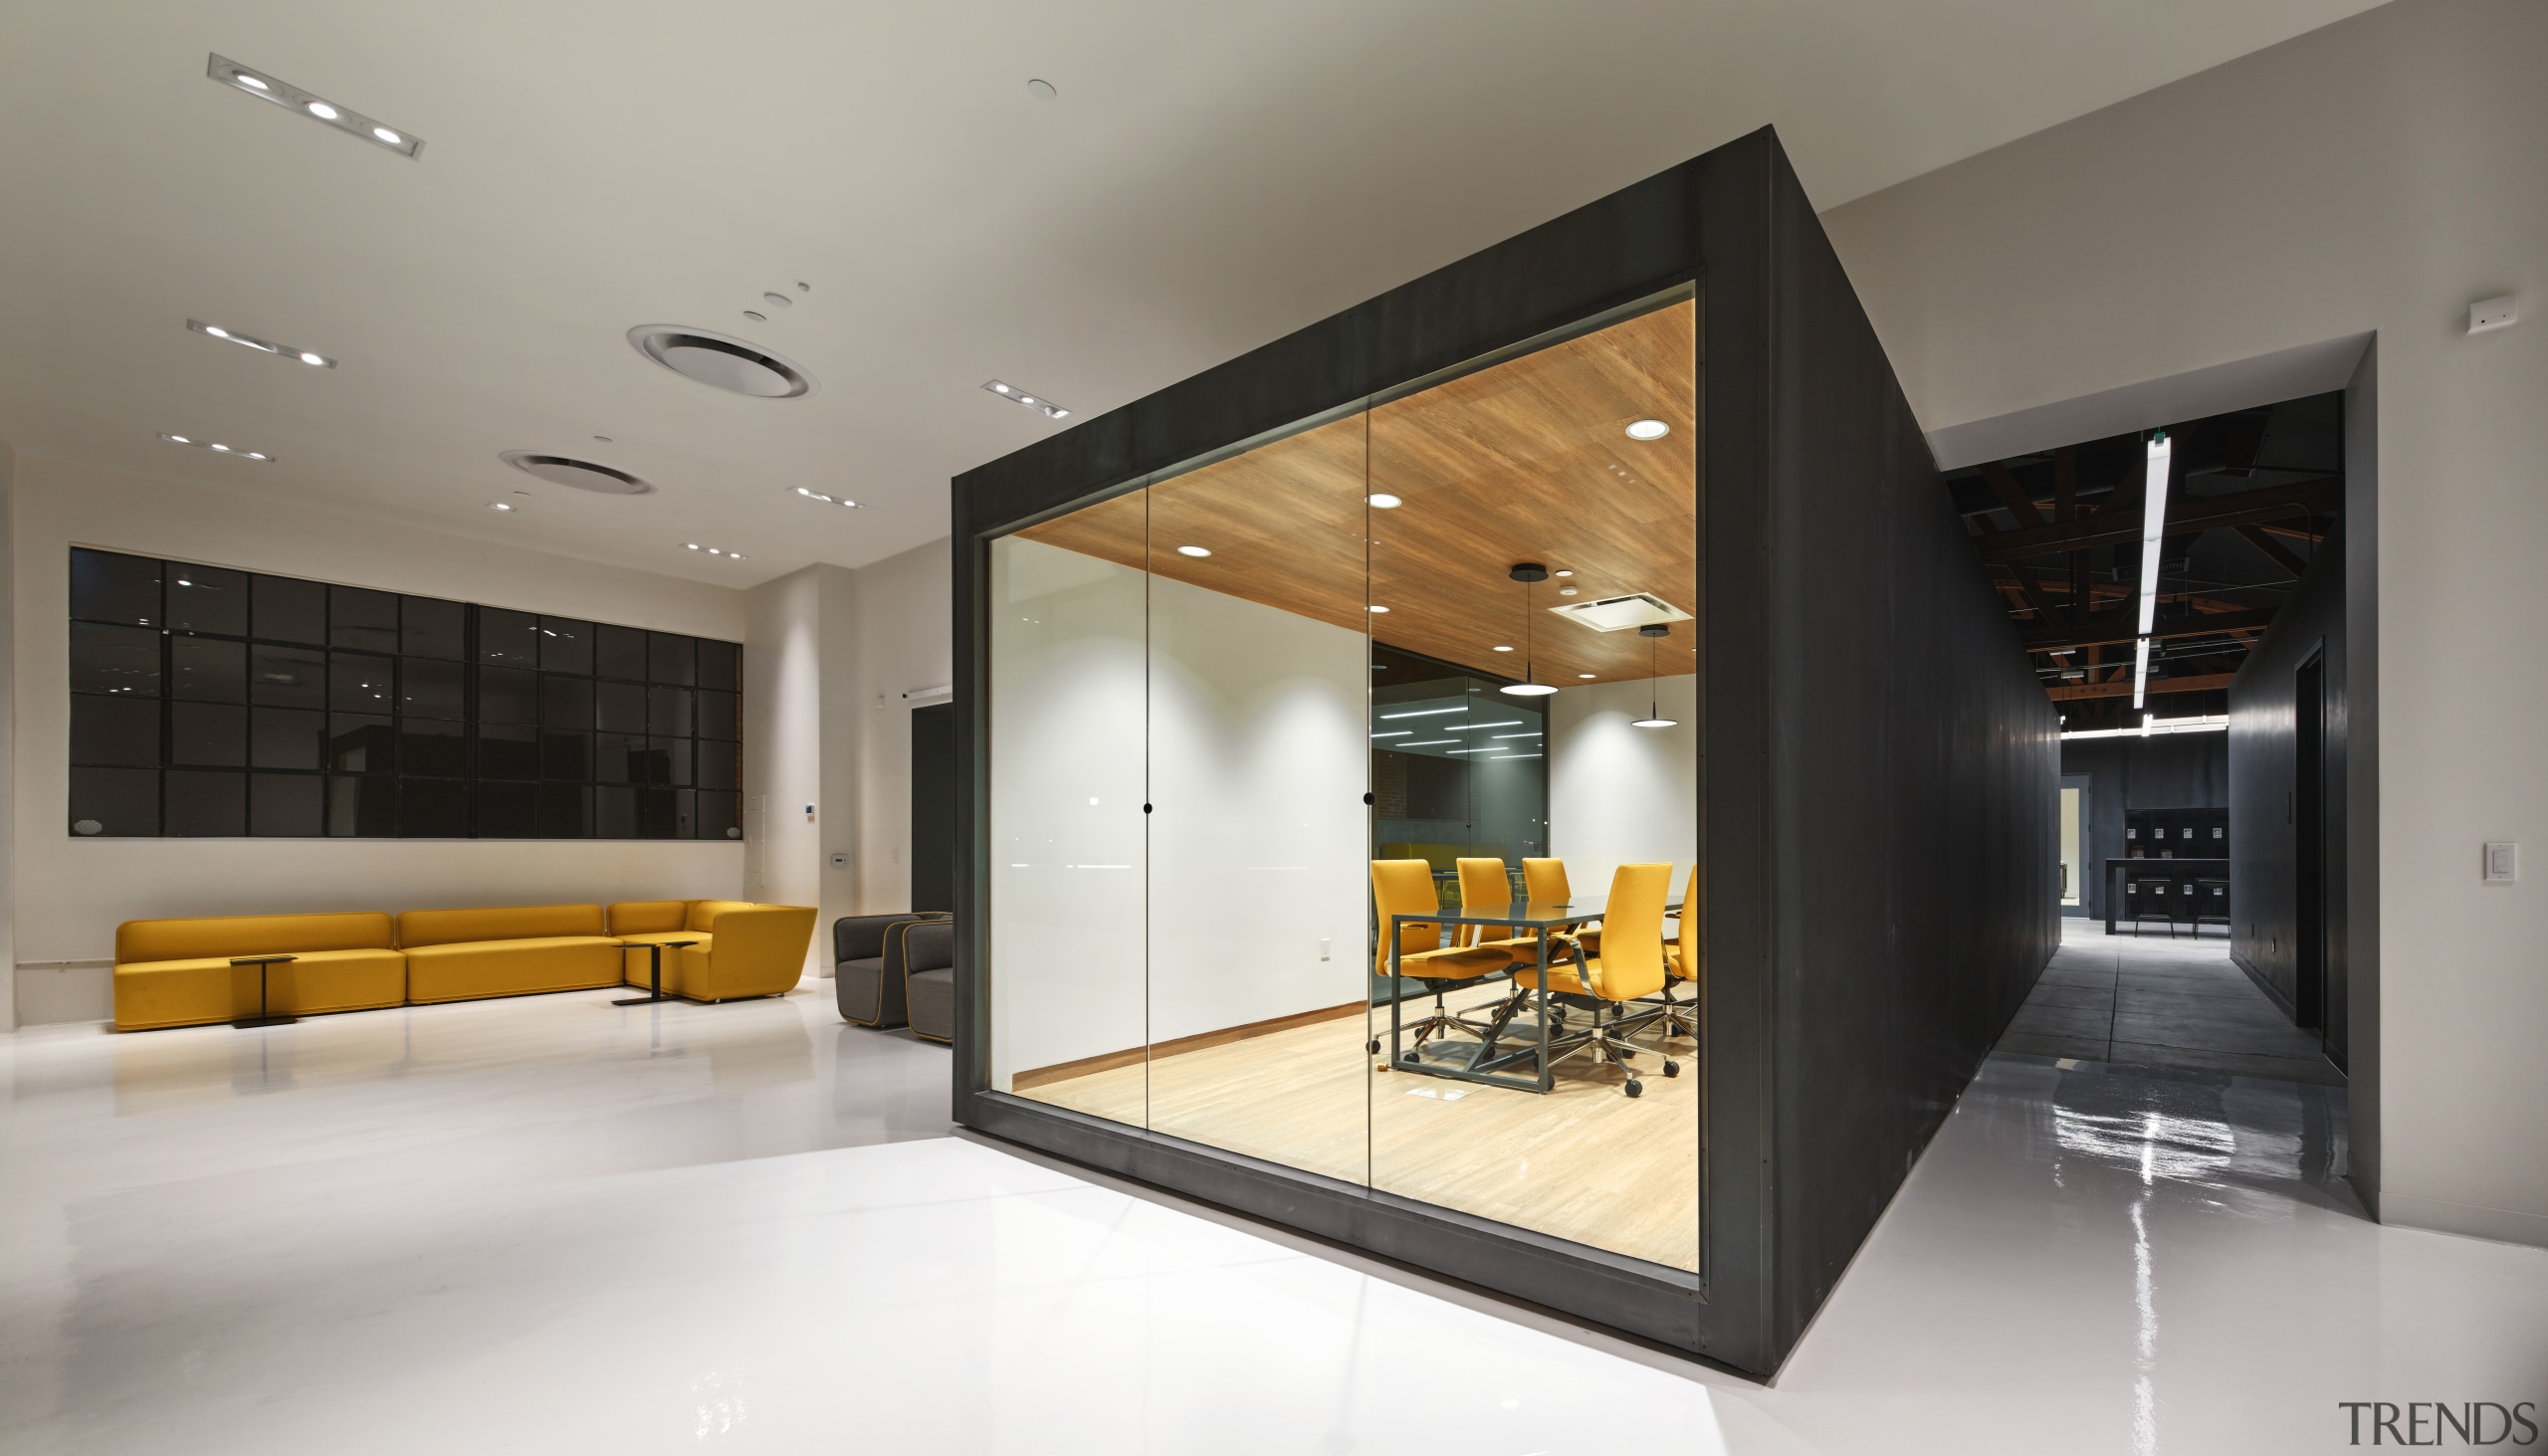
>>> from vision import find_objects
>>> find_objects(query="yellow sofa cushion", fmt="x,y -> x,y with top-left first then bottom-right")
618,932 -> 713,990
686,899 -> 759,932
398,904 -> 604,948
113,948 -> 407,1031
607,901 -> 689,935
404,936 -> 625,1003
679,905 -> 817,1001
115,911 -> 395,963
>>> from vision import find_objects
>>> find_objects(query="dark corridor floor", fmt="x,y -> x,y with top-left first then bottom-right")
1996,920 -> 2346,1087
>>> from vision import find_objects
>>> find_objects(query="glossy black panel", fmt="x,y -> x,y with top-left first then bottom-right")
170,702 -> 248,766
71,694 -> 160,767
71,767 -> 158,836
478,666 -> 536,725
535,782 -> 591,838
638,786 -> 679,838
328,715 -> 394,773
695,738 -> 738,792
480,607 -> 540,667
329,652 -> 395,713
399,719 -> 466,777
251,773 -> 323,836
165,769 -> 246,835
540,675 -> 593,729
697,791 -> 741,840
696,689 -> 739,740
401,658 -> 465,720
250,707 -> 325,770
398,778 -> 468,836
647,686 -> 692,737
540,617 -> 593,676
252,575 -> 325,645
480,780 -> 537,837
71,623 -> 159,697
594,623 -> 647,681
647,632 -> 695,686
329,586 -> 400,652
594,784 -> 637,839
327,775 -> 396,836
540,728 -> 592,781
171,637 -> 246,703
166,565 -> 249,635
653,736 -> 692,787
71,549 -> 161,626
249,645 -> 324,708
477,723 -> 538,780
401,596 -> 466,660
697,639 -> 741,691
594,732 -> 640,784
595,682 -> 646,733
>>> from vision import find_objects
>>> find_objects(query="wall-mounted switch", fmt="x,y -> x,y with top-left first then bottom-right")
2484,842 -> 2518,883
828,852 -> 848,870
2470,296 -> 2518,334
1318,937 -> 1333,961
804,804 -> 815,822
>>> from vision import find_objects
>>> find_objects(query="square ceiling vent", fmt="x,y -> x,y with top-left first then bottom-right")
1548,592 -> 1694,633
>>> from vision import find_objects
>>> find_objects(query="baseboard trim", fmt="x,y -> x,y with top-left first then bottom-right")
1012,999 -> 1368,1091
2228,950 -> 2300,1022
2379,1190 -> 2548,1250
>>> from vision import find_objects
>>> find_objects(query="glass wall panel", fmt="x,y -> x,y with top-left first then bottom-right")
1364,296 -> 1701,1271
985,525 -> 1149,1110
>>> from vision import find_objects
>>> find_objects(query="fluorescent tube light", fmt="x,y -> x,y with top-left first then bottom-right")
1370,730 -> 1411,738
1443,721 -> 1524,731
2136,432 -> 2171,637
2132,636 -> 2152,711
1379,707 -> 1467,720
1398,738 -> 1457,747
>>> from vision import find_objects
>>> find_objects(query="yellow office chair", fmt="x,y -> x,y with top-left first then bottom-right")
1372,860 -> 1516,1056
1651,864 -> 1700,1040
1512,862 -> 1676,1097
1522,857 -> 1596,955
1455,857 -> 1532,952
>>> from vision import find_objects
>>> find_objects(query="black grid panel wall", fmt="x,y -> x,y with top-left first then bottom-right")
66,548 -> 744,840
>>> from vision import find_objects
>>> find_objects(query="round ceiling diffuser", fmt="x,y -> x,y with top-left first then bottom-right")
499,451 -> 654,495
627,325 -> 817,399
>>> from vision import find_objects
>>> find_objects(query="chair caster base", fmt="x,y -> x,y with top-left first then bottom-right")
1624,1080 -> 1643,1098
1663,1061 -> 1680,1078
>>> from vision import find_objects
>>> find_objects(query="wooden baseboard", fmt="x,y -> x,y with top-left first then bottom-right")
1010,999 -> 1368,1092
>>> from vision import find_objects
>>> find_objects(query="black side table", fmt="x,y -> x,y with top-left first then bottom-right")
614,940 -> 698,1007
229,955 -> 300,1029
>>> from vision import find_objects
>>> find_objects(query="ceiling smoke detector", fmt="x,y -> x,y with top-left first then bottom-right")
628,325 -> 817,399
499,451 -> 654,495
1547,591 -> 1693,633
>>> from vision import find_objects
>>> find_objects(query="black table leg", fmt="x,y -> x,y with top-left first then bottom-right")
613,940 -> 696,1006
230,955 -> 299,1029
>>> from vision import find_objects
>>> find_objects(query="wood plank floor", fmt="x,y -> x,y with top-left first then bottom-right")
1018,982 -> 1702,1270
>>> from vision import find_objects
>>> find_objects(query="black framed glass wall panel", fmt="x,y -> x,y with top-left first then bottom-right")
65,547 -> 744,840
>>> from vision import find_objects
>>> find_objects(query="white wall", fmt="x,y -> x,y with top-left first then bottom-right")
1549,675 -> 1700,905
0,440 -> 15,1032
850,537 -> 956,917
1818,0 -> 2548,1244
10,454 -> 747,1022
1148,572 -> 1368,1045
986,538 -> 1149,1088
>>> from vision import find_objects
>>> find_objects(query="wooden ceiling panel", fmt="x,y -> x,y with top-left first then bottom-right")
1019,301 -> 1697,684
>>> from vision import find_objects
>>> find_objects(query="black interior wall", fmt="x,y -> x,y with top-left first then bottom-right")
910,702 -> 955,914
2229,525 -> 2347,1033
2060,733 -> 2230,922
1746,150 -> 2060,1355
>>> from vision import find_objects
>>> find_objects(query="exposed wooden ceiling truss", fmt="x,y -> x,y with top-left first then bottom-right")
1955,395 -> 2344,728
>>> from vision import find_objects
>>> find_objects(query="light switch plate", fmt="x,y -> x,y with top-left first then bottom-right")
2484,842 -> 2518,883
2470,295 -> 2518,334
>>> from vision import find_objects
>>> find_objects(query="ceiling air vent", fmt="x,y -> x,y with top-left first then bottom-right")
499,451 -> 654,495
627,325 -> 817,399
1548,592 -> 1693,633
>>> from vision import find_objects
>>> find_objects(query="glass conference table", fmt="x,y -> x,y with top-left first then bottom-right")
1384,894 -> 1683,1094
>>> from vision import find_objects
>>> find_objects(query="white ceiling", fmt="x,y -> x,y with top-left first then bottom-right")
0,0 -> 2384,586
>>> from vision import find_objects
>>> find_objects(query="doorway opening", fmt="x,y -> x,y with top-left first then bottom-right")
909,701 -> 955,914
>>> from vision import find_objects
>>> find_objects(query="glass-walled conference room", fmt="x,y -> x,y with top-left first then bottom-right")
987,293 -> 1700,1272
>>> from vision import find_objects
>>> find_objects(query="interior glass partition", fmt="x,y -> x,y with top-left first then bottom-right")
982,291 -> 1699,1273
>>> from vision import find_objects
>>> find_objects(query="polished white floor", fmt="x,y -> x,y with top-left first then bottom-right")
4,982 -> 2543,1454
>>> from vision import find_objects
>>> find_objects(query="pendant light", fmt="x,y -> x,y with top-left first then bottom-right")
1499,563 -> 1559,697
1630,623 -> 1678,728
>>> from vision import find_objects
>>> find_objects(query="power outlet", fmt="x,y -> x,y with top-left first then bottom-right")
2470,295 -> 2518,334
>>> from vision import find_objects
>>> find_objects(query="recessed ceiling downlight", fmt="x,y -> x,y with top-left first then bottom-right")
1624,419 -> 1671,441
628,325 -> 817,399
499,450 -> 654,495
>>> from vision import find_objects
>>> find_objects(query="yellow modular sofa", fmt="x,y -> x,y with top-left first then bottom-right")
398,904 -> 626,1004
113,913 -> 407,1031
608,900 -> 818,1002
